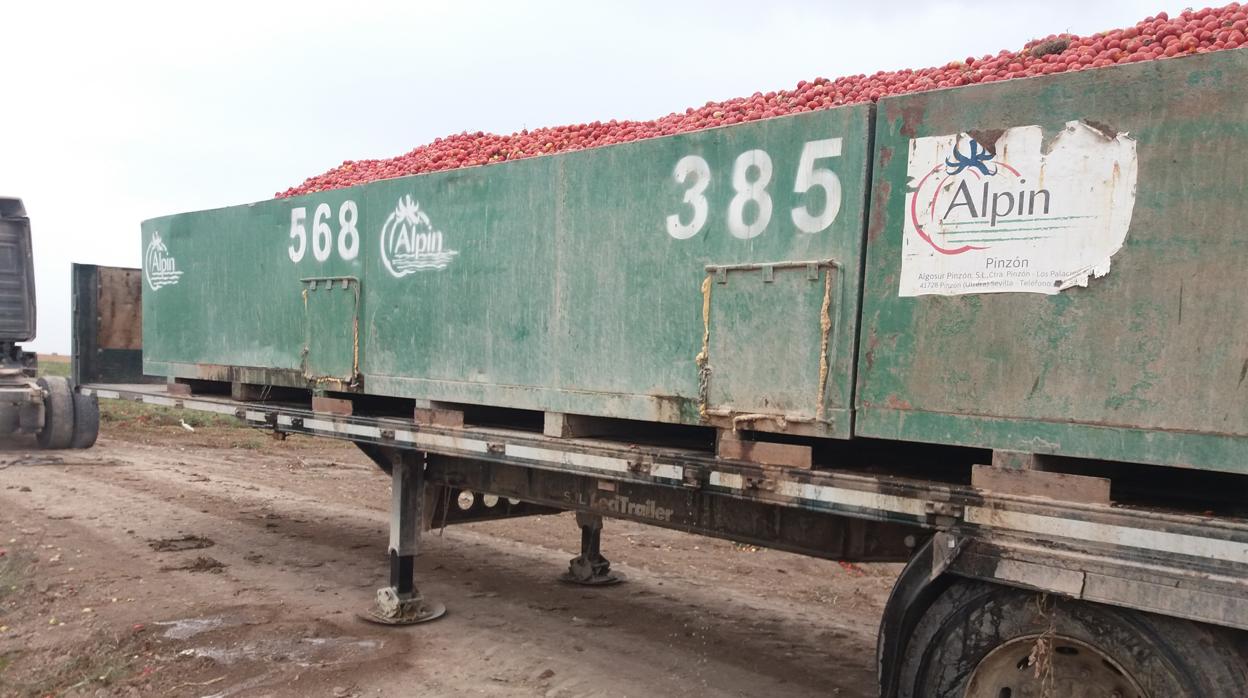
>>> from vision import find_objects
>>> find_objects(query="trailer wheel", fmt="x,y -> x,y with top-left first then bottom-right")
895,579 -> 1247,698
70,392 -> 100,449
35,376 -> 75,450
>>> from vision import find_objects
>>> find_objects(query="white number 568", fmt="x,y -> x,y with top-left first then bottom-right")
289,200 -> 359,263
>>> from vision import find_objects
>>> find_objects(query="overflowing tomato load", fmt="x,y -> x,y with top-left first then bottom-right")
277,4 -> 1248,198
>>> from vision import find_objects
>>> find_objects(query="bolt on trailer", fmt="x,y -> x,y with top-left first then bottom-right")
77,49 -> 1247,696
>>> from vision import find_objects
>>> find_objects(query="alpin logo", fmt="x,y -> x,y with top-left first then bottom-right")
144,231 -> 183,291
899,122 -> 1138,296
379,195 -> 459,277
909,138 -> 1035,256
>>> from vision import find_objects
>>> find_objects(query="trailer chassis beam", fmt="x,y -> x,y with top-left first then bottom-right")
81,384 -> 1248,632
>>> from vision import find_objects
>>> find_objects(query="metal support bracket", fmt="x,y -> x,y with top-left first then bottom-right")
924,500 -> 964,528
360,449 -> 446,625
560,512 -> 624,586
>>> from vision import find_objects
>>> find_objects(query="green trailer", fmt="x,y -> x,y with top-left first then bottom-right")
858,50 -> 1248,473
139,52 -> 1245,474
141,103 -> 874,439
75,48 -> 1247,696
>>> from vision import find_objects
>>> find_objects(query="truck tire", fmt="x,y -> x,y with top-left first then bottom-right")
35,376 -> 74,450
0,404 -> 17,435
896,578 -> 1247,698
70,392 -> 100,449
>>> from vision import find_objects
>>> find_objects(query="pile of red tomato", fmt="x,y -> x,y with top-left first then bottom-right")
277,4 -> 1247,198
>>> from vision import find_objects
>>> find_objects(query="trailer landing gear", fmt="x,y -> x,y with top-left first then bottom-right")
560,512 -> 623,586
360,449 -> 445,625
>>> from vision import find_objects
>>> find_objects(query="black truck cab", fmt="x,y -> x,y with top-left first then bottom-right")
0,197 -> 97,448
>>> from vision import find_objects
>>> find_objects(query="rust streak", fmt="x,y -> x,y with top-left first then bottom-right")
696,275 -> 712,419
884,395 -> 913,410
1177,281 -> 1184,326
878,145 -> 894,169
864,331 -> 878,372
867,181 -> 892,241
351,281 -> 361,384
816,269 -> 833,422
897,103 -> 926,138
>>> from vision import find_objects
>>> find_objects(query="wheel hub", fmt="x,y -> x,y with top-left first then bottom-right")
965,634 -> 1147,698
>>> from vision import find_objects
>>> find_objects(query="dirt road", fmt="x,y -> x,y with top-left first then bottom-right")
0,420 -> 897,697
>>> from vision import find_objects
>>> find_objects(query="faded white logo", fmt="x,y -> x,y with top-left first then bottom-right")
380,195 -> 459,277
144,231 -> 183,291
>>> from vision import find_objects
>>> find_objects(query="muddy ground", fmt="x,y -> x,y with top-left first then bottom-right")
0,409 -> 898,697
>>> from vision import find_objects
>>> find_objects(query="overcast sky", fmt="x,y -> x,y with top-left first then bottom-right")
1,0 -> 1186,353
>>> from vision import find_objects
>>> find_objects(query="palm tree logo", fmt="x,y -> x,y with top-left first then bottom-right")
144,231 -> 183,291
380,195 -> 459,277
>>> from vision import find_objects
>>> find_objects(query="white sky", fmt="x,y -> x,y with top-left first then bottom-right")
1,0 -> 1186,353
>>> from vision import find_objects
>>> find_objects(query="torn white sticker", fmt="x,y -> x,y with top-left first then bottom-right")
898,121 -> 1137,296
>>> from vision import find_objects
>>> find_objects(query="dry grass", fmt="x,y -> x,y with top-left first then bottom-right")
0,550 -> 146,697
100,400 -> 242,430
0,549 -> 32,604
0,629 -> 142,697
99,399 -> 358,453
33,356 -> 70,379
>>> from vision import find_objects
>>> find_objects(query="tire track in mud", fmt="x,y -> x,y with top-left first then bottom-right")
2,435 -> 886,696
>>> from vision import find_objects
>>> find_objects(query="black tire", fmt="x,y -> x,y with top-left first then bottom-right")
35,376 -> 75,450
0,404 -> 18,434
70,391 -> 100,449
897,579 -> 1247,697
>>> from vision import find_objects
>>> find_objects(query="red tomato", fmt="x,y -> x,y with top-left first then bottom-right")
275,2 -> 1248,197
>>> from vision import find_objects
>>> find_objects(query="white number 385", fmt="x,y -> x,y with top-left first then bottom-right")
665,138 -> 843,240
